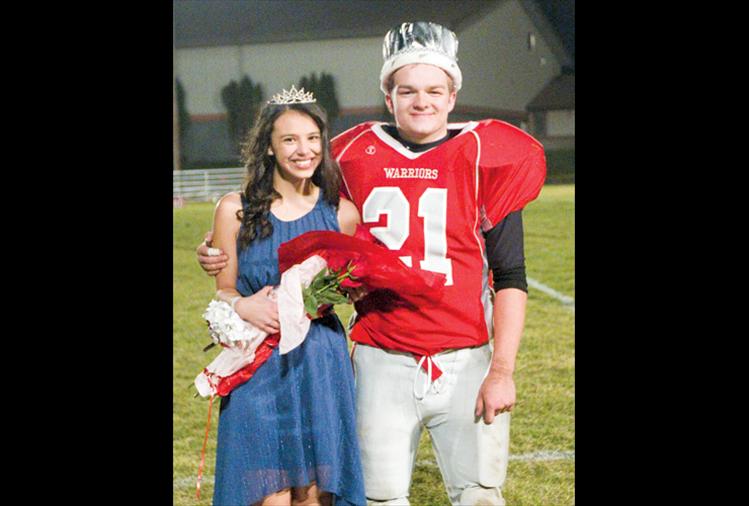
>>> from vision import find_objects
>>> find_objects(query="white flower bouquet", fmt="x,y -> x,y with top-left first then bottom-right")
194,255 -> 332,398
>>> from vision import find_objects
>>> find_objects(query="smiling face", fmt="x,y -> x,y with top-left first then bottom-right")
268,109 -> 323,182
385,63 -> 457,144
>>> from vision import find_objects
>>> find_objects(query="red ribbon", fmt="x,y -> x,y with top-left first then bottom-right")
215,333 -> 280,396
194,333 -> 281,500
195,394 -> 215,500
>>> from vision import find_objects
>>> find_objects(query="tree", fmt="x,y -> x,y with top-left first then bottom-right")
176,78 -> 190,138
221,75 -> 264,153
175,78 -> 191,168
298,72 -> 340,125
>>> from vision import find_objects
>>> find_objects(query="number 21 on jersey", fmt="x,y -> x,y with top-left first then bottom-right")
362,186 -> 454,286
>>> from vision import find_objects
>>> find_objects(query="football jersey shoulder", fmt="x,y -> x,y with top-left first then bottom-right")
331,121 -> 380,158
473,119 -> 544,165
473,119 -> 547,229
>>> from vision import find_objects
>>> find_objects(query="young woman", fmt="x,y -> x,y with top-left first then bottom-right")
209,91 -> 365,506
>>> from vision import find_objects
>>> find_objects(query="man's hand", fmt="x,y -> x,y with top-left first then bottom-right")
197,231 -> 228,276
342,286 -> 370,303
474,371 -> 516,424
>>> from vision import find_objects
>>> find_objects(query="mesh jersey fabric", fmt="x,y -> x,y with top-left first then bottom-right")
331,119 -> 545,356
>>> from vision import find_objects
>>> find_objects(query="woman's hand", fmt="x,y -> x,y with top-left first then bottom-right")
234,286 -> 280,334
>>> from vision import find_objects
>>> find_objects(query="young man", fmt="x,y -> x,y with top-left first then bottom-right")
196,22 -> 546,506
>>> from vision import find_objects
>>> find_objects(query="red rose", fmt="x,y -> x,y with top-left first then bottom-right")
340,276 -> 363,289
323,250 -> 351,272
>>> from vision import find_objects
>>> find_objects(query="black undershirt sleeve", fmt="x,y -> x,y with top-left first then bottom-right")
483,210 -> 528,293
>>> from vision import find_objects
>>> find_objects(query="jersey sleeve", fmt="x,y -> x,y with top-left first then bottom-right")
331,122 -> 378,200
331,122 -> 377,159
476,120 -> 547,231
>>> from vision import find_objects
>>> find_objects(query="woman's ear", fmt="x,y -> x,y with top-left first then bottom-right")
267,147 -> 274,156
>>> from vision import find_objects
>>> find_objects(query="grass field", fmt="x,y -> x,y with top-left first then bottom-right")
173,184 -> 574,505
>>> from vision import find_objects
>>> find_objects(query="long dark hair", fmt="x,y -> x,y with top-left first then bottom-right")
236,102 -> 341,250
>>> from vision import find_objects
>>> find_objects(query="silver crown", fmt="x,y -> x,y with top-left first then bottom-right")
267,85 -> 316,105
379,21 -> 462,93
382,22 -> 459,63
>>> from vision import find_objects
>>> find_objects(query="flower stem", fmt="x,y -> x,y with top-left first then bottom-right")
313,271 -> 350,296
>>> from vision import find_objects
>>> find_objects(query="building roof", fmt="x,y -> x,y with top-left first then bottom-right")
173,0 -> 503,48
527,73 -> 575,111
174,0 -> 574,69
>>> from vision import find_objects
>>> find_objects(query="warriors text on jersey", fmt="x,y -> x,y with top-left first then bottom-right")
332,119 -> 546,359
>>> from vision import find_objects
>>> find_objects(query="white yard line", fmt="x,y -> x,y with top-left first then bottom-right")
508,450 -> 575,462
173,451 -> 576,489
527,277 -> 574,310
416,450 -> 575,467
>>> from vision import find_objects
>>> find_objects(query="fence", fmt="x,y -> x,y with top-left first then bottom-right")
173,167 -> 245,202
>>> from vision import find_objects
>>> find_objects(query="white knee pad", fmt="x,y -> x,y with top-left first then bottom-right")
458,485 -> 505,506
366,497 -> 411,506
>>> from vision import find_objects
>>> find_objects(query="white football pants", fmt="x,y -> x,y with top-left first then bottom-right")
352,343 -> 510,506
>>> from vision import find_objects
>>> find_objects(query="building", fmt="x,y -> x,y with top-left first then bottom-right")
527,70 -> 575,150
173,0 -> 574,169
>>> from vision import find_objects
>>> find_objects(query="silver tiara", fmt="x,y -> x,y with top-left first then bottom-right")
267,85 -> 316,105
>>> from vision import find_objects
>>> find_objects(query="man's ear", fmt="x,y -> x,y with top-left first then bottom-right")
385,93 -> 394,115
447,89 -> 457,113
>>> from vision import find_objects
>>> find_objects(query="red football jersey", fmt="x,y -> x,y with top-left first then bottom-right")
332,119 -> 546,356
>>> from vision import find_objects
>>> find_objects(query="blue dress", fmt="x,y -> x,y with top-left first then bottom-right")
212,191 -> 366,506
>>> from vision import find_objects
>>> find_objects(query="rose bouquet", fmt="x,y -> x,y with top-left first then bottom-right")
194,225 -> 446,399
